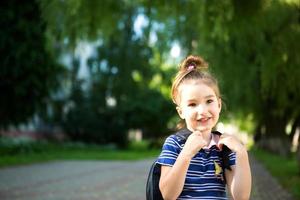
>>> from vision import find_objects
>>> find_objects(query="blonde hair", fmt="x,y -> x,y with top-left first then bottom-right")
171,55 -> 221,129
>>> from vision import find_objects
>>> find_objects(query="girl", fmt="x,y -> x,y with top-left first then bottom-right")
157,55 -> 251,200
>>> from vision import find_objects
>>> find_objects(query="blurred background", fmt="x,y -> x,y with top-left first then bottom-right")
0,0 -> 299,199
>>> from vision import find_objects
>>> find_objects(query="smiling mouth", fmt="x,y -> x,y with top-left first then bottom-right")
197,117 -> 210,123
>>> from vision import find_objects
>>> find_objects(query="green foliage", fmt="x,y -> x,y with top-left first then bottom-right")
0,136 -> 42,155
0,0 -> 64,128
61,79 -> 127,148
59,4 -> 176,146
124,89 -> 175,138
40,0 -> 126,48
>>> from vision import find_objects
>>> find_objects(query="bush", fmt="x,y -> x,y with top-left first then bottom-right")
0,136 -> 48,155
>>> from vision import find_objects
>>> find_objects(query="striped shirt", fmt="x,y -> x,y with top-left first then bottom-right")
157,134 -> 236,200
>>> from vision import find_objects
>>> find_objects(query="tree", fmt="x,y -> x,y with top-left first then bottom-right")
57,2 -> 175,147
0,0 -> 63,128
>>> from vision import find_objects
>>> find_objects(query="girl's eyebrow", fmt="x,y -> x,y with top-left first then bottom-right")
186,95 -> 215,102
205,95 -> 215,99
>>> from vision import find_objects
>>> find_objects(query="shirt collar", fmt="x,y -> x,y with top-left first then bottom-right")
203,133 -> 220,150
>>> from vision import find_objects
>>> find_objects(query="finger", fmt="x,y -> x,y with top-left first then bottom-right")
217,142 -> 224,150
193,130 -> 202,137
217,137 -> 228,150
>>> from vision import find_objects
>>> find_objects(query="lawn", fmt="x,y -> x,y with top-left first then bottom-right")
0,139 -> 161,168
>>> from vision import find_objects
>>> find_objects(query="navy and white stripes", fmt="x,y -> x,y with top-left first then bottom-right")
157,134 -> 236,200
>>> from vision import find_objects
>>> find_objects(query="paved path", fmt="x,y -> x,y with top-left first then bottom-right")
0,160 -> 154,200
0,155 -> 295,200
249,154 -> 294,200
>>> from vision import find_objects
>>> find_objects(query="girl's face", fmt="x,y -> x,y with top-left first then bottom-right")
176,80 -> 221,134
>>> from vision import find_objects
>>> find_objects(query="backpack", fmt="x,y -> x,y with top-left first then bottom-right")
145,129 -> 232,200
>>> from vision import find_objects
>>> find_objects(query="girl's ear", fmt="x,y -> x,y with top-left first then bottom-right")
176,106 -> 185,119
218,98 -> 222,112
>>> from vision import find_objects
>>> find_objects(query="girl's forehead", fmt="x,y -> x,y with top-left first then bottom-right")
182,79 -> 204,85
179,80 -> 217,99
180,80 -> 213,91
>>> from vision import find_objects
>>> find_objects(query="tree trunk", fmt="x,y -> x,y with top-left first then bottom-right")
289,114 -> 300,141
258,113 -> 291,157
292,116 -> 300,176
297,141 -> 300,176
253,121 -> 263,143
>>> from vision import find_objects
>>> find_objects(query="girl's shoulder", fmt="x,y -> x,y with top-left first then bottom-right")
162,128 -> 192,147
163,133 -> 188,148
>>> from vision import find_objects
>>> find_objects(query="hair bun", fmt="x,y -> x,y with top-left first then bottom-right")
180,55 -> 208,72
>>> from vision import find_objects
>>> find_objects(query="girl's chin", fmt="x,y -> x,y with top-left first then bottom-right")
190,125 -> 212,132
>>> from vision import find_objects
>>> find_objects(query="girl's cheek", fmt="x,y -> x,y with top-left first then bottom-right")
185,108 -> 196,117
214,107 -> 221,115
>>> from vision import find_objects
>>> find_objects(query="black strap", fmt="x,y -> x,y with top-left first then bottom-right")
211,130 -> 232,171
175,128 -> 192,140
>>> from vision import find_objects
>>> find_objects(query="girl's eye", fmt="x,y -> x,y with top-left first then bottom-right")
207,99 -> 214,104
188,103 -> 196,107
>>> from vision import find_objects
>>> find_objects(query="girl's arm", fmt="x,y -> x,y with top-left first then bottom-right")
159,152 -> 192,200
221,137 -> 252,200
159,131 -> 207,200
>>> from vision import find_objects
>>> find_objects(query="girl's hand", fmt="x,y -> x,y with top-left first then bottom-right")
218,134 -> 246,153
181,130 -> 207,159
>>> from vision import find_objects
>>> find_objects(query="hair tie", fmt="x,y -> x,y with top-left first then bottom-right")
187,65 -> 195,71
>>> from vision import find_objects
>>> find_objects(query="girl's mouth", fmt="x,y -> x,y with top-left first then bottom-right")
197,117 -> 210,123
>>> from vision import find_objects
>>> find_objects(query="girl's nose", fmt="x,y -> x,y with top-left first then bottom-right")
196,105 -> 204,115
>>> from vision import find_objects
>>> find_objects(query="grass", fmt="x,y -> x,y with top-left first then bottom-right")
251,147 -> 300,200
0,139 -> 161,168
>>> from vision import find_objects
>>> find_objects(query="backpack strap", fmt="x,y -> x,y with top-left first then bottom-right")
211,130 -> 232,171
175,128 -> 192,140
211,130 -> 233,184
